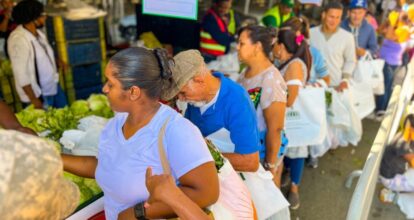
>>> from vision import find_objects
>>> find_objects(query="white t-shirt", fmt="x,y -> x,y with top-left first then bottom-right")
95,104 -> 213,220
200,88 -> 220,114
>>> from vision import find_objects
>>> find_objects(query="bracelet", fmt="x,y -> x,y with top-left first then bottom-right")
263,162 -> 276,170
133,202 -> 147,220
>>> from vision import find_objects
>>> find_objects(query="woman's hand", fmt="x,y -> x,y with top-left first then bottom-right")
145,167 -> 180,206
16,126 -> 37,136
32,98 -> 43,109
335,81 -> 348,92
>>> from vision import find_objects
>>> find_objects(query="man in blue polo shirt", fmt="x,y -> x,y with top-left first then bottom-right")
165,50 -> 260,172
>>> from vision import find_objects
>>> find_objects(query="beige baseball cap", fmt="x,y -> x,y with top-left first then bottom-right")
0,130 -> 79,219
162,49 -> 205,101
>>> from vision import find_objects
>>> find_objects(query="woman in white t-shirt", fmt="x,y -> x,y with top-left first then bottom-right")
237,25 -> 288,187
61,47 -> 219,220
273,27 -> 312,210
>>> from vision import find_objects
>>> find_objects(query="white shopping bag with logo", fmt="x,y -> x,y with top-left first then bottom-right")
207,130 -> 290,220
241,165 -> 290,220
284,87 -> 327,147
353,53 -> 385,95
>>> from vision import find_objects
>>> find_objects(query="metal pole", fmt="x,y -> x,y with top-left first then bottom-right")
244,0 -> 251,14
381,0 -> 392,24
268,0 -> 274,9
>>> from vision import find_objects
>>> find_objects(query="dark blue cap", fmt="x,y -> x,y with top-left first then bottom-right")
349,0 -> 367,9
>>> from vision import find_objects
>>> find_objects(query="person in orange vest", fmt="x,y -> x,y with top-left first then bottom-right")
200,0 -> 235,62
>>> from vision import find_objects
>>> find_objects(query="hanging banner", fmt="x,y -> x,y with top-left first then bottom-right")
299,0 -> 323,6
142,0 -> 198,20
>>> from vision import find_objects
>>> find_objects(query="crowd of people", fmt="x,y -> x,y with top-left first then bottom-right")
0,0 -> 414,219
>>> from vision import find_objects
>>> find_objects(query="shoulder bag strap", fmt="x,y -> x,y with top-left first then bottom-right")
158,117 -> 171,175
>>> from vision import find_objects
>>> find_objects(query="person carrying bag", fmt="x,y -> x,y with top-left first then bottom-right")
158,118 -> 256,220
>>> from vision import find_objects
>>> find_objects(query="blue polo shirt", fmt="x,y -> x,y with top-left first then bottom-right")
185,72 -> 260,154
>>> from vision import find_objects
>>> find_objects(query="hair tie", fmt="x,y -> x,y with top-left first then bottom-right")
295,34 -> 305,46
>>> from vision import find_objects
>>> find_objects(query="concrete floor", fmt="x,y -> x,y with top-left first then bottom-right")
290,119 -> 406,220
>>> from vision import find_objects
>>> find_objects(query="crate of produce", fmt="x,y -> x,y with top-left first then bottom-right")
72,63 -> 103,89
66,41 -> 102,66
46,16 -> 104,42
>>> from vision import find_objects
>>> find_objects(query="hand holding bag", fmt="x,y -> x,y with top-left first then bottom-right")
157,118 -> 255,220
284,86 -> 327,147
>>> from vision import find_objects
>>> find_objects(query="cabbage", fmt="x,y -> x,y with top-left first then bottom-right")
42,107 -> 78,141
16,94 -> 113,141
63,172 -> 102,205
78,185 -> 94,204
87,94 -> 114,118
15,105 -> 46,132
83,178 -> 102,195
87,94 -> 109,111
63,171 -> 83,184
70,100 -> 90,116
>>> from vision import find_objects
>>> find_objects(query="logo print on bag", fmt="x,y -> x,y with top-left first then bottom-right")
287,110 -> 300,120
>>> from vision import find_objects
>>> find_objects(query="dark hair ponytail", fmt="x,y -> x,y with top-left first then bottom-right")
277,29 -> 312,81
109,47 -> 174,99
237,25 -> 277,59
154,48 -> 173,80
282,16 -> 310,39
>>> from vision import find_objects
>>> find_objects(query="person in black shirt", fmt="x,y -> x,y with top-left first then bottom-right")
380,114 -> 414,192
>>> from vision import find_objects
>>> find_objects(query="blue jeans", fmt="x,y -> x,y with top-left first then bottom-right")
43,84 -> 67,108
284,157 -> 305,185
375,63 -> 398,112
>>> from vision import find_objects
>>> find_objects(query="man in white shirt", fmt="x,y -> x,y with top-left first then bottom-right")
8,0 -> 66,109
310,1 -> 357,91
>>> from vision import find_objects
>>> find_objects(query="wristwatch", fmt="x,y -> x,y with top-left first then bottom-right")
133,202 -> 147,220
263,162 -> 276,170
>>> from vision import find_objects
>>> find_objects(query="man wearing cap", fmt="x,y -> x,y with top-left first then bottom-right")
310,1 -> 357,91
0,129 -> 79,218
166,49 -> 260,172
341,0 -> 378,58
262,0 -> 295,28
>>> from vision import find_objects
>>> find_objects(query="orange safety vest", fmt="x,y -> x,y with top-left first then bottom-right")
200,9 -> 228,57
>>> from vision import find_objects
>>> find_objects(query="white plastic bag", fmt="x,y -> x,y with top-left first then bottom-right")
353,53 -> 385,95
337,89 -> 363,146
309,123 -> 334,158
327,89 -> 350,127
210,159 -> 255,220
284,87 -> 327,147
241,165 -> 290,220
348,79 -> 376,119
